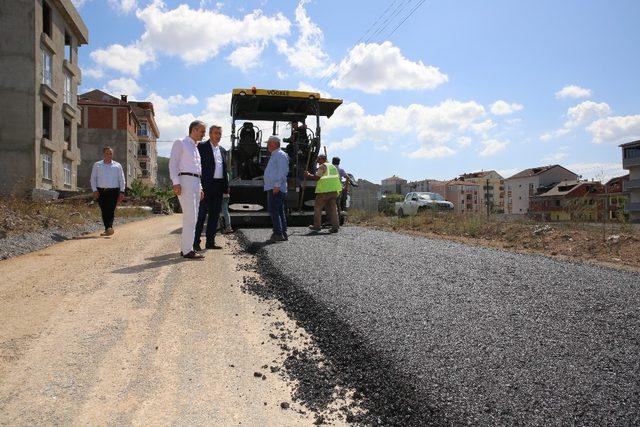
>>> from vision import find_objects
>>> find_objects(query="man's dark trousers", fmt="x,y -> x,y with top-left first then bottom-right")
267,190 -> 287,236
97,187 -> 119,230
194,179 -> 224,246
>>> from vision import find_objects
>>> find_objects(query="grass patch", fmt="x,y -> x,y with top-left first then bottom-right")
0,196 -> 151,238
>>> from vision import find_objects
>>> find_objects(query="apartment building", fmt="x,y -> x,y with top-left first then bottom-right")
381,175 -> 407,194
505,165 -> 579,214
605,175 -> 629,220
431,180 -> 482,214
77,90 -> 141,189
0,0 -> 88,194
459,170 -> 505,213
405,178 -> 432,193
129,102 -> 160,186
529,180 -> 605,221
620,140 -> 640,222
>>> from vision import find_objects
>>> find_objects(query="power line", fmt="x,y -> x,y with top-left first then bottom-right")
319,0 -> 410,87
385,0 -> 428,39
365,0 -> 415,44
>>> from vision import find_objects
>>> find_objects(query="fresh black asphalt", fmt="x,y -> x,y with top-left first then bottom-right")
237,226 -> 640,426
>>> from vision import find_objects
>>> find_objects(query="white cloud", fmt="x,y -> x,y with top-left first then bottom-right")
167,94 -> 199,105
566,162 -> 626,182
109,0 -> 136,13
296,82 -> 332,98
90,44 -> 153,76
490,100 -> 523,116
103,78 -> 143,98
328,99 -> 488,156
330,42 -> 448,94
540,101 -> 611,141
470,119 -> 496,136
83,67 -> 104,79
137,2 -> 290,66
555,85 -> 592,99
457,136 -> 472,147
71,0 -> 89,8
277,71 -> 289,80
587,114 -> 640,145
542,146 -> 569,163
275,0 -> 334,78
478,139 -> 508,157
565,101 -> 611,128
226,43 -> 265,71
405,146 -> 456,159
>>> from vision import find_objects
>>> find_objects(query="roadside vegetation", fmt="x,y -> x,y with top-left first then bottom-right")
349,210 -> 640,270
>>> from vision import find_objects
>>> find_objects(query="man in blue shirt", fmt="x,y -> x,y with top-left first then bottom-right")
263,136 -> 289,242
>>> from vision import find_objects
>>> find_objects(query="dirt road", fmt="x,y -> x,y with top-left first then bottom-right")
0,216 -> 338,425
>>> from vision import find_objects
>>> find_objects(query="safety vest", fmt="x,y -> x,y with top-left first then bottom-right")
315,163 -> 343,194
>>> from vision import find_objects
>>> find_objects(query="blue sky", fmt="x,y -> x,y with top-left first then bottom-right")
74,0 -> 640,183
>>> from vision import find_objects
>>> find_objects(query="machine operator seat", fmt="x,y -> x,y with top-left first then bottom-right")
237,122 -> 259,163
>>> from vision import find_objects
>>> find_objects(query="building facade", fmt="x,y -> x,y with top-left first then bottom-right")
381,175 -> 407,194
129,102 -> 160,186
459,170 -> 505,213
605,175 -> 629,220
77,90 -> 141,190
620,140 -> 640,222
505,165 -> 579,215
0,0 -> 88,194
431,180 -> 482,214
529,181 -> 605,221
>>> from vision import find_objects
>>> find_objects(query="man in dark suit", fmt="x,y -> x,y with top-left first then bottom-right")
194,125 -> 229,251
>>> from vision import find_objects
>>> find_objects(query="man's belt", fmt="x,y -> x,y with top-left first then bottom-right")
179,172 -> 201,178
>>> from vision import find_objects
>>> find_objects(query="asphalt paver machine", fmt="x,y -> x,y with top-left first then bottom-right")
227,87 -> 343,226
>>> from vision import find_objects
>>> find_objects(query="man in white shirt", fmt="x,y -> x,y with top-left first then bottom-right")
194,125 -> 229,251
170,121 -> 206,259
90,146 -> 125,236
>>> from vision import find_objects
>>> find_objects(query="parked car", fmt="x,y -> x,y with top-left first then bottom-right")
395,192 -> 454,216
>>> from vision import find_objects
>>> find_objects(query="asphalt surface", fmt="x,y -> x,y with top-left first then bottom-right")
238,226 -> 640,426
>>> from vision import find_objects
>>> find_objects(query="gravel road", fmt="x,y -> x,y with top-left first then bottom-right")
238,226 -> 640,426
0,216 -> 351,425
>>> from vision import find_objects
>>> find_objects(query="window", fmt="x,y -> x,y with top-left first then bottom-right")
42,2 -> 52,37
42,49 -> 52,86
63,160 -> 72,186
138,143 -> 147,156
64,73 -> 72,105
624,147 -> 640,159
42,103 -> 52,139
64,118 -> 71,149
139,161 -> 147,170
127,163 -> 131,177
42,151 -> 52,180
138,122 -> 148,136
64,32 -> 73,63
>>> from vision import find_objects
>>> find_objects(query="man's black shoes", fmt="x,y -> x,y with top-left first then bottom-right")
194,244 -> 203,252
181,250 -> 205,259
206,242 -> 223,250
268,233 -> 286,243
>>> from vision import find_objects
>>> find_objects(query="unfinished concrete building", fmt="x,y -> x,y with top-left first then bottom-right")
77,90 -> 141,190
0,0 -> 88,194
620,140 -> 640,222
129,102 -> 160,186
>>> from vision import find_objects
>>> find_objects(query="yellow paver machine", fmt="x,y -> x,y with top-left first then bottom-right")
227,87 -> 343,226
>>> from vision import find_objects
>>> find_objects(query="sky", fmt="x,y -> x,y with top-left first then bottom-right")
73,0 -> 640,183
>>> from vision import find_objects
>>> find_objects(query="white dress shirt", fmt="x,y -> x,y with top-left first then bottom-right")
90,160 -> 125,192
169,136 -> 202,186
212,144 -> 223,179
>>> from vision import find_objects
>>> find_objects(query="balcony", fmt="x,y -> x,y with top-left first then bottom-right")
623,157 -> 640,169
625,202 -> 640,212
623,179 -> 640,191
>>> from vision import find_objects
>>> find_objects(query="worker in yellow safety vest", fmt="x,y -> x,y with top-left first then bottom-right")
304,153 -> 342,233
